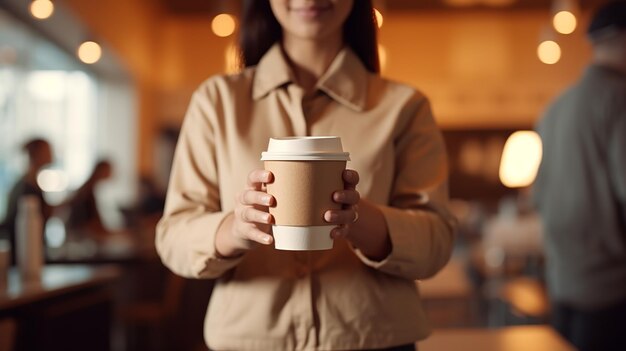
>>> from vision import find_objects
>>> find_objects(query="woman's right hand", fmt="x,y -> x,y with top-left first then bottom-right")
215,170 -> 275,258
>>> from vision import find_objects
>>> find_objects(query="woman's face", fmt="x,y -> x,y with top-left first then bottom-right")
269,0 -> 354,41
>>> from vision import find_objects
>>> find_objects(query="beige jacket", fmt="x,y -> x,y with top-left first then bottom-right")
156,44 -> 456,351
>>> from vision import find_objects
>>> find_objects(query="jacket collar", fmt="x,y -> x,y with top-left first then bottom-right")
252,43 -> 368,111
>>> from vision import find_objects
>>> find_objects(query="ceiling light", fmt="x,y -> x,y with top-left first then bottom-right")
77,41 -> 102,64
553,11 -> 577,34
212,14 -> 236,38
499,131 -> 542,188
30,0 -> 54,20
537,40 -> 561,65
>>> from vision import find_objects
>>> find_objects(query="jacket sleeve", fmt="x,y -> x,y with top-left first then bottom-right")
155,87 -> 243,279
608,94 -> 626,245
354,94 -> 457,280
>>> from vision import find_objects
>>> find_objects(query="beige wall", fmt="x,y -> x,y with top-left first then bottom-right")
156,15 -> 235,125
379,10 -> 592,128
60,3 -> 596,174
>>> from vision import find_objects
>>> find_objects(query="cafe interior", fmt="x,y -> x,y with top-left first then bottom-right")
0,0 -> 618,350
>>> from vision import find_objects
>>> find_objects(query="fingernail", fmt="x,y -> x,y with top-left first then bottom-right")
263,213 -> 271,222
262,235 -> 271,243
333,228 -> 343,238
262,195 -> 272,205
327,213 -> 338,222
333,192 -> 343,201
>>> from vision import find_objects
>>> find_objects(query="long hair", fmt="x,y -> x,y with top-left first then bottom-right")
239,0 -> 380,73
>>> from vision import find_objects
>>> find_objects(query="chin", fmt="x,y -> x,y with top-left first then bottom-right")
288,23 -> 335,40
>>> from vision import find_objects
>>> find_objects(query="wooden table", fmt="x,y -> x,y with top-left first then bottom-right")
45,232 -> 159,265
0,265 -> 121,351
419,326 -> 575,351
417,257 -> 475,327
0,265 -> 120,309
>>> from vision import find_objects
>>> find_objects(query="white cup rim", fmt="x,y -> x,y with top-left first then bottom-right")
261,151 -> 350,161
261,136 -> 350,161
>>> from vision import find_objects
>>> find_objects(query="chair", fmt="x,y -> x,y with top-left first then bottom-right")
119,273 -> 185,350
0,318 -> 17,351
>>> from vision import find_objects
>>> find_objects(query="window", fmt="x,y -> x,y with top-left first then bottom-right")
0,9 -> 98,218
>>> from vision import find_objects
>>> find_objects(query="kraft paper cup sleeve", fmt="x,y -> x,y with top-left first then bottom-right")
261,136 -> 349,251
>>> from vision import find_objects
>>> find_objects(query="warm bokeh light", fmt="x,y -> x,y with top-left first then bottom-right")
225,43 -> 241,74
374,8 -> 383,28
212,14 -> 236,38
378,44 -> 387,72
45,217 -> 66,248
502,278 -> 549,318
499,131 -> 542,188
37,169 -> 69,192
30,0 -> 54,20
537,40 -> 561,65
77,41 -> 102,64
553,11 -> 577,34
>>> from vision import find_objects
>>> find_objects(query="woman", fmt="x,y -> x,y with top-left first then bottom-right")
156,1 -> 456,350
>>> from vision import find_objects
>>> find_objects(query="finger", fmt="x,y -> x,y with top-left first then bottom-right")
331,225 -> 350,239
332,189 -> 360,205
324,209 -> 358,225
330,227 -> 341,239
240,189 -> 274,207
247,170 -> 274,190
239,207 -> 273,224
241,225 -> 274,245
343,169 -> 359,189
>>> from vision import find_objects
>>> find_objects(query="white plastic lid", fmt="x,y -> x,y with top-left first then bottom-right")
261,136 -> 350,161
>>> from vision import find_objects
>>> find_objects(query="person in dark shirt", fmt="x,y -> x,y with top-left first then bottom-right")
532,2 -> 626,350
64,159 -> 113,238
1,138 -> 53,265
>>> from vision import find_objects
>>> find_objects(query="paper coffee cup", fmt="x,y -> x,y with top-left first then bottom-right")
261,137 -> 350,251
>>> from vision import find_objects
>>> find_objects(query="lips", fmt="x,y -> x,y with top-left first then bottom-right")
289,3 -> 332,19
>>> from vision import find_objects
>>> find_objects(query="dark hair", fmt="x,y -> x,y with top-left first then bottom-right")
94,159 -> 112,172
239,0 -> 380,73
82,159 -> 112,187
23,138 -> 50,159
587,0 -> 626,42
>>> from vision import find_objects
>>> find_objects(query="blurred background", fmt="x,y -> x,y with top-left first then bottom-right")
0,0 -> 605,350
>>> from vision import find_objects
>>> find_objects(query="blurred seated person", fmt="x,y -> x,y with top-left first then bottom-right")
0,138 -> 53,265
119,176 -> 165,230
137,175 -> 166,216
63,159 -> 113,239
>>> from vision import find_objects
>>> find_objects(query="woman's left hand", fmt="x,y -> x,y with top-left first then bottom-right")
324,169 -> 360,239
